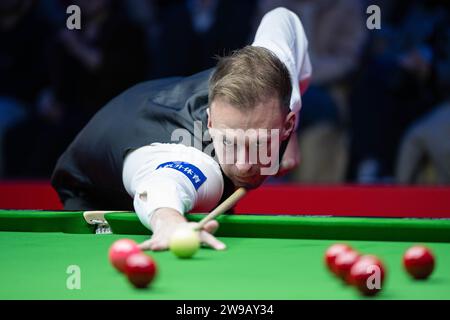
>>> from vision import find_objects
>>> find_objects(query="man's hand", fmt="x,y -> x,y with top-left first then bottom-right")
276,133 -> 301,176
138,208 -> 226,251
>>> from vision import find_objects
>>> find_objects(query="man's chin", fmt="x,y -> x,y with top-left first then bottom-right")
232,178 -> 265,190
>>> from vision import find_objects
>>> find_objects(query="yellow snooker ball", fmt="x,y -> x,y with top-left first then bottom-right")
169,227 -> 200,259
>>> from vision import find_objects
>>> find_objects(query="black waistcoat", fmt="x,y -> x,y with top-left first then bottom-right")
51,69 -> 232,209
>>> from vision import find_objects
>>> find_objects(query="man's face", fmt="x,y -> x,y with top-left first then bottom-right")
208,97 -> 295,189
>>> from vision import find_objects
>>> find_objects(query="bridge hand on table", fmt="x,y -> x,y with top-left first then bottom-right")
138,219 -> 226,252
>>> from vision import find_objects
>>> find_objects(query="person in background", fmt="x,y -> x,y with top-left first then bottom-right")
129,0 -> 258,78
395,5 -> 450,184
4,0 -> 149,177
348,0 -> 449,183
0,0 -> 54,177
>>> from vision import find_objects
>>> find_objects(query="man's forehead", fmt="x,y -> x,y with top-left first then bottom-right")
209,127 -> 277,140
209,97 -> 285,128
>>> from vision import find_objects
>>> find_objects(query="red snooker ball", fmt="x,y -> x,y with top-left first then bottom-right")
333,250 -> 360,283
109,239 -> 141,273
349,255 -> 386,296
324,244 -> 353,272
125,253 -> 157,289
403,245 -> 435,280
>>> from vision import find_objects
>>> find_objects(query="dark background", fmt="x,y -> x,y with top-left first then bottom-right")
1,0 -> 449,185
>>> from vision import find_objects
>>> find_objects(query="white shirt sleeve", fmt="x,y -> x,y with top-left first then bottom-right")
122,143 -> 224,231
252,7 -> 312,128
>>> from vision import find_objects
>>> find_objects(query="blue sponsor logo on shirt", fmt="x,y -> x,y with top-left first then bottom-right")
156,161 -> 207,190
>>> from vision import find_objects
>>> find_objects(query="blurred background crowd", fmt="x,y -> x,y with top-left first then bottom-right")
1,0 -> 449,184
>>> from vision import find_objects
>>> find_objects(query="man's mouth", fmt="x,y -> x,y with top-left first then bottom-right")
235,175 -> 254,181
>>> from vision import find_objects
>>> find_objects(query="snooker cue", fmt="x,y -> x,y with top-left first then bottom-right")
194,187 -> 247,231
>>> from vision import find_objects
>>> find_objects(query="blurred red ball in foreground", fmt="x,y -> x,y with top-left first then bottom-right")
324,244 -> 353,272
109,239 -> 141,273
403,246 -> 435,280
349,255 -> 386,296
333,250 -> 360,283
125,253 -> 157,288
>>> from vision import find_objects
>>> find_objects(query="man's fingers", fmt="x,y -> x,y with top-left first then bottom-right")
203,220 -> 219,234
139,220 -> 222,252
276,161 -> 291,176
138,239 -> 154,251
139,238 -> 170,251
150,239 -> 169,251
281,158 -> 299,173
200,231 -> 226,250
276,158 -> 299,176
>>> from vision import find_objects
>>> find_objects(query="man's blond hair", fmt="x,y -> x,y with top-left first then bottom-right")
209,46 -> 292,112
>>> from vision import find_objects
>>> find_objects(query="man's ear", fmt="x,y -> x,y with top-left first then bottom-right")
207,107 -> 212,129
282,112 -> 296,140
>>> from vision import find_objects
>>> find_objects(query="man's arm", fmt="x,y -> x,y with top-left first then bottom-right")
123,144 -> 225,251
252,7 -> 312,116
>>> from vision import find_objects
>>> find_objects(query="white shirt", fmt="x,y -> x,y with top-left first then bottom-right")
122,143 -> 224,230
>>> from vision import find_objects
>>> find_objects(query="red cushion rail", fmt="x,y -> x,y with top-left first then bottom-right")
0,181 -> 449,218
0,181 -> 63,210
235,185 -> 450,218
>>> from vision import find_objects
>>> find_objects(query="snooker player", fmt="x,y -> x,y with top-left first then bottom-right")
51,8 -> 312,251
